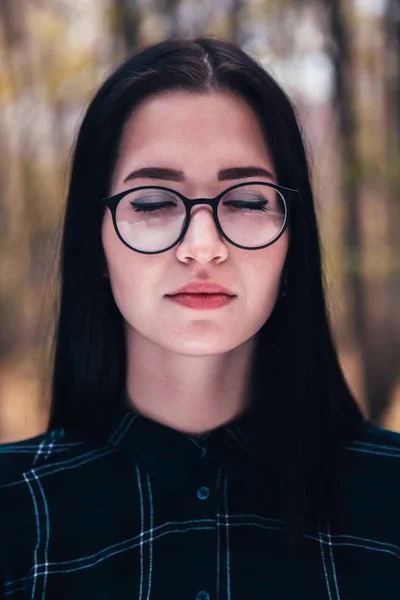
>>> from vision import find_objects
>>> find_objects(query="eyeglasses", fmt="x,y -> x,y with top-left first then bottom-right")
101,181 -> 299,255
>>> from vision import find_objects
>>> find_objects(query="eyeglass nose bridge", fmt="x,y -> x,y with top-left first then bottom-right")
177,194 -> 227,245
184,196 -> 220,208
180,194 -> 220,222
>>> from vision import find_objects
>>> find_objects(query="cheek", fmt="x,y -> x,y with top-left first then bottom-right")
247,263 -> 281,303
102,214 -> 148,303
243,236 -> 288,310
102,213 -> 173,334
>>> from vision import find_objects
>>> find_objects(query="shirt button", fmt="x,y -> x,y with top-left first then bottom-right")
196,592 -> 210,600
200,447 -> 207,458
197,486 -> 210,500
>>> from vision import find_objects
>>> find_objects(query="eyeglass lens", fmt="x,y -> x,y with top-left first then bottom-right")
115,184 -> 287,252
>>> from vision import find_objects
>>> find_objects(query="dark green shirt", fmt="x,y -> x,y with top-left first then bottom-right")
1,401 -> 400,599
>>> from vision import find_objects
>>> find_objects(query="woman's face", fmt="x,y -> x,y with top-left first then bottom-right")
102,90 -> 289,355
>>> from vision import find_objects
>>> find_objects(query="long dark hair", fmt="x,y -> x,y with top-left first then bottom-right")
48,36 -> 368,548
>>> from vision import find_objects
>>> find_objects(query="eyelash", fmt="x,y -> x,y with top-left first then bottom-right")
131,201 -> 269,213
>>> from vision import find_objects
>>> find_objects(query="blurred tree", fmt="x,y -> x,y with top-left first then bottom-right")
380,0 -> 400,422
321,0 -> 367,397
322,0 -> 400,423
112,0 -> 140,54
0,0 -> 37,358
0,0 -> 107,440
229,0 -> 243,45
158,0 -> 181,37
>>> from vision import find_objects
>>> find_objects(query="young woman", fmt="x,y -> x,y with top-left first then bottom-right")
1,37 -> 399,599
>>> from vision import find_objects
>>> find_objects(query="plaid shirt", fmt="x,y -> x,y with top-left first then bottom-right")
1,400 -> 400,599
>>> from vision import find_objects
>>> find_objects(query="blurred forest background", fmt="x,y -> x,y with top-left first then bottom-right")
0,0 -> 399,442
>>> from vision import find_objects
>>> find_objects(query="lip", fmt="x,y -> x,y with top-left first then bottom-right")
166,282 -> 236,296
166,293 -> 236,310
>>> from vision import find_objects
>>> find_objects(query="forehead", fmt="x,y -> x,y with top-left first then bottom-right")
114,90 -> 273,170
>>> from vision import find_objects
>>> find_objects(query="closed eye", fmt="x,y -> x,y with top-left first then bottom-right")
224,200 -> 269,212
130,201 -> 176,213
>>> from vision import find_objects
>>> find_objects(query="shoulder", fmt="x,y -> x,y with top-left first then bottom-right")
338,422 -> 400,530
0,428 -> 98,487
0,427 -> 124,589
0,427 -> 119,537
339,421 -> 400,479
340,421 -> 400,461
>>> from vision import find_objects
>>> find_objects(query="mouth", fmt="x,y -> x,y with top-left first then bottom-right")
169,293 -> 233,297
165,292 -> 236,310
166,283 -> 236,296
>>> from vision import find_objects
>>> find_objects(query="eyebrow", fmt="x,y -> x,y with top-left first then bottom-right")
123,165 -> 275,183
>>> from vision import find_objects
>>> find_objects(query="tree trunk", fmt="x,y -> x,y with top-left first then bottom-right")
324,0 -> 400,424
322,0 -> 372,416
112,0 -> 140,55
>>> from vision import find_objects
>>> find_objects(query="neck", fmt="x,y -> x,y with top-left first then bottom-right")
124,330 -> 257,437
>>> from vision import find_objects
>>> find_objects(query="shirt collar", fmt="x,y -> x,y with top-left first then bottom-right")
83,399 -> 270,492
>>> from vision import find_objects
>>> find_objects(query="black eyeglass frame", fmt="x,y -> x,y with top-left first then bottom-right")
101,180 -> 299,255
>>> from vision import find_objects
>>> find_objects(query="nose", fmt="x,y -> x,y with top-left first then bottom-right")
175,204 -> 229,264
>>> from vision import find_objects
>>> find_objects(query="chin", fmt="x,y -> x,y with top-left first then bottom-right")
160,337 -> 241,356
